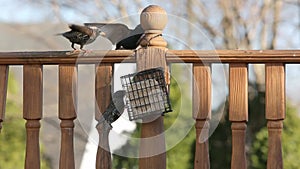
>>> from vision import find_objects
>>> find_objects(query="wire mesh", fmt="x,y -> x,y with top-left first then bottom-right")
120,67 -> 172,121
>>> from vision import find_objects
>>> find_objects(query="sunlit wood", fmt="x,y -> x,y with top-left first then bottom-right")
0,50 -> 299,64
229,64 -> 248,169
265,63 -> 285,169
23,64 -> 43,169
193,63 -> 211,169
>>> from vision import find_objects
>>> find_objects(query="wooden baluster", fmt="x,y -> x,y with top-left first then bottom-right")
265,63 -> 285,169
193,63 -> 211,169
95,63 -> 113,169
23,64 -> 43,169
0,65 -> 9,133
229,63 -> 248,169
59,64 -> 77,169
138,5 -> 168,169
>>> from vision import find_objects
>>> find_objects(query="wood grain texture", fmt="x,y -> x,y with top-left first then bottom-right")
136,48 -> 167,71
59,64 -> 77,169
23,65 -> 43,119
59,65 -> 77,119
231,122 -> 247,169
265,63 -> 285,169
229,64 -> 248,121
265,63 -> 285,120
193,63 -> 211,169
96,124 -> 112,169
23,64 -> 43,169
95,64 -> 113,169
267,120 -> 283,169
95,64 -> 113,120
0,65 -> 8,132
25,120 -> 41,169
137,48 -> 167,169
194,120 -> 210,169
193,63 -> 211,120
0,50 -> 299,64
229,64 -> 248,169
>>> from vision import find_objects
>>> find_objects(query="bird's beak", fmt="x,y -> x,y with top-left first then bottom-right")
100,32 -> 106,36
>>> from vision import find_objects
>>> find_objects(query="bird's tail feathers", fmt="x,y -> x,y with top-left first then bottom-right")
96,118 -> 112,130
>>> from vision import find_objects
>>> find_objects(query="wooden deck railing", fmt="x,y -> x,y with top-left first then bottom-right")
1,5 -> 300,169
0,49 -> 299,169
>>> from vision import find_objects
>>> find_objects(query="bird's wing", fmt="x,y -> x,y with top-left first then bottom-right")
97,100 -> 115,123
128,24 -> 144,37
69,24 -> 93,36
84,23 -> 131,44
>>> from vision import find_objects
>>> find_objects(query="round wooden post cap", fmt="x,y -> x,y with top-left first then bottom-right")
140,5 -> 168,34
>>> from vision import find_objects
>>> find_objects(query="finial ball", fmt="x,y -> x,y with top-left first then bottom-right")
140,5 -> 167,34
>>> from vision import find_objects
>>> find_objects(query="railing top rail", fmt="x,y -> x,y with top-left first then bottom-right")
0,50 -> 299,65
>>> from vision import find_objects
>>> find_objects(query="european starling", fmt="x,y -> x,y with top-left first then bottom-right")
58,24 -> 103,50
96,90 -> 126,128
84,23 -> 144,49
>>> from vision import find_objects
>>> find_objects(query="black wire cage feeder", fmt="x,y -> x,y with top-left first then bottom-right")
120,67 -> 172,121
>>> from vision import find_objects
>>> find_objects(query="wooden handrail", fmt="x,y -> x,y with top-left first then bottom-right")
0,50 -> 299,64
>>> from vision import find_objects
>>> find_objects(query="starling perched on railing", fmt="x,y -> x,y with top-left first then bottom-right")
96,90 -> 126,128
84,23 -> 144,50
58,24 -> 104,50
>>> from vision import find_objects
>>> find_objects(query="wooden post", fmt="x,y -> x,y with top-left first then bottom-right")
95,63 -> 113,169
193,63 -> 211,169
229,63 -> 248,169
0,65 -> 8,133
59,64 -> 77,169
265,63 -> 285,169
23,64 -> 43,169
138,5 -> 168,169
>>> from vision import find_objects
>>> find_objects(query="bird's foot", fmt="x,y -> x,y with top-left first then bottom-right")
82,49 -> 92,54
66,49 -> 82,55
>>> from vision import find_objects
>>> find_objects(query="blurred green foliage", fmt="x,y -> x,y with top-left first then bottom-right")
0,72 -> 50,169
251,103 -> 300,169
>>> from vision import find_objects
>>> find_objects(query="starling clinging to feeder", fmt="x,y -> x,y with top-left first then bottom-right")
84,23 -> 144,50
96,90 -> 126,128
58,24 -> 104,50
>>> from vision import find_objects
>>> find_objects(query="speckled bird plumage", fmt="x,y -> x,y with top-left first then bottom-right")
97,90 -> 126,128
59,24 -> 102,50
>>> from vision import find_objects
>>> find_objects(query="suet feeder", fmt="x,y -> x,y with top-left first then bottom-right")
120,67 -> 172,121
